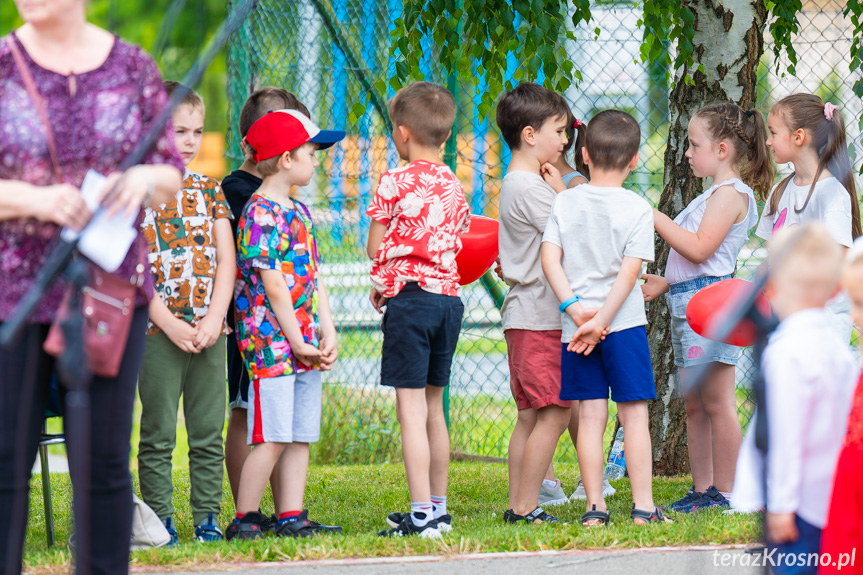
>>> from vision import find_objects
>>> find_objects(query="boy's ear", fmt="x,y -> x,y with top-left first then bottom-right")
521,125 -> 536,148
279,151 -> 292,170
581,147 -> 591,166
397,125 -> 410,144
627,152 -> 640,170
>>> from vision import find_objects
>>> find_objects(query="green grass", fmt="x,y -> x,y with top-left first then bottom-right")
24,463 -> 760,571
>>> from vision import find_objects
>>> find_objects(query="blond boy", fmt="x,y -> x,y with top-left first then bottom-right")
367,82 -> 470,538
138,82 -> 236,543
732,223 -> 857,570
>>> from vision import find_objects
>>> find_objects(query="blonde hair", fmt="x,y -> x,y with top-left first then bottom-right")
164,81 -> 204,114
846,236 -> 863,268
770,222 -> 842,304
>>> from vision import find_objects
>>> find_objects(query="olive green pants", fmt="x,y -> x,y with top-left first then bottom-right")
138,332 -> 226,526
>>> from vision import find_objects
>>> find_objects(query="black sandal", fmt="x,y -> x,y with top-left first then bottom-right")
580,504 -> 610,527
630,505 -> 673,524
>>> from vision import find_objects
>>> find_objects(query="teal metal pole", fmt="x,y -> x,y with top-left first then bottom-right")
442,2 -> 463,430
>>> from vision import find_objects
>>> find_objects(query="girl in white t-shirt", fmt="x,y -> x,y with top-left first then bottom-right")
757,93 -> 860,340
641,103 -> 776,513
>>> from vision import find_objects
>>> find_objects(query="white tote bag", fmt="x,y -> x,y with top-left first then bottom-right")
130,494 -> 171,550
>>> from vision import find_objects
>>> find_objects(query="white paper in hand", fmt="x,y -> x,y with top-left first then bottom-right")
61,170 -> 139,273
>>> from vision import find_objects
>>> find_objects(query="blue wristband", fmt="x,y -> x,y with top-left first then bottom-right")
558,295 -> 581,313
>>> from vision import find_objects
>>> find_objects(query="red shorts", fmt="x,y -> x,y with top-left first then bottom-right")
505,329 -> 572,411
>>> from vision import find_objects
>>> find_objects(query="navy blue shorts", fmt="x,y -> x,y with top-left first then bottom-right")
380,283 -> 464,389
560,326 -> 656,403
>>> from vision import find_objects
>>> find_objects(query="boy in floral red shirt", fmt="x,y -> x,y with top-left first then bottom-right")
366,81 -> 470,538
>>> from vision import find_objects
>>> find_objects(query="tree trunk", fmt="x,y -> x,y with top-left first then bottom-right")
647,0 -> 766,475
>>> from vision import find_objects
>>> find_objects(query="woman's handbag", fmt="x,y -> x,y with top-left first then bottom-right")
43,263 -> 142,377
7,35 -> 143,377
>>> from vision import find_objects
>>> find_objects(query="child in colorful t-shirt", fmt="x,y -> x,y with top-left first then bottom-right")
228,109 -> 344,540
367,82 -> 470,539
222,88 -> 310,524
138,82 -> 235,543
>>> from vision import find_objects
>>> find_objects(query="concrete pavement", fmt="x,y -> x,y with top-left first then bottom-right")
135,545 -> 767,574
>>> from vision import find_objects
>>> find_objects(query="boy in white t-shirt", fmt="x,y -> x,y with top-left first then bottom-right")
541,109 -> 670,526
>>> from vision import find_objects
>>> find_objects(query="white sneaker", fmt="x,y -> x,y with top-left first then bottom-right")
570,476 -> 617,500
538,480 -> 568,506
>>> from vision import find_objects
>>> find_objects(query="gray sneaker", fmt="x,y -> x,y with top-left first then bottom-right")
570,476 -> 617,501
538,481 -> 568,506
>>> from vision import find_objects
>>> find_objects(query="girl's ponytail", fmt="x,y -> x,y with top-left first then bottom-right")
563,110 -> 590,181
771,94 -> 861,239
823,107 -> 861,239
572,119 -> 589,180
742,109 -> 776,200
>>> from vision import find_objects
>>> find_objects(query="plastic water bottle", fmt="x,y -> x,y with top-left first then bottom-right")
604,427 -> 626,480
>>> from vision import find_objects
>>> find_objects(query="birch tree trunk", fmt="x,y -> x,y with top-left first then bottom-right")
647,0 -> 767,475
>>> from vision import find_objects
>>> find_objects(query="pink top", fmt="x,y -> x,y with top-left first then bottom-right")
0,32 -> 183,323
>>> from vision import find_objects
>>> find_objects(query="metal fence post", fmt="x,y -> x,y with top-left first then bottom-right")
442,1 -> 463,430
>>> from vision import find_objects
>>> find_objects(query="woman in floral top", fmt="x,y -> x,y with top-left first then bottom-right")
0,1 -> 183,573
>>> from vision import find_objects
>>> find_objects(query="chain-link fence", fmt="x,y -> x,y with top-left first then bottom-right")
225,0 -> 862,464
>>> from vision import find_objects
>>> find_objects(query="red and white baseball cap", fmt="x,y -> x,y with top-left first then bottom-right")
244,109 -> 346,162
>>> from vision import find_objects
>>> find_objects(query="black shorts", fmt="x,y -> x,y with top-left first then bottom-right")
227,329 -> 250,409
380,283 -> 464,389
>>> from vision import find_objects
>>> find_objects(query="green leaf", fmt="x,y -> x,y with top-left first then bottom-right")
351,102 -> 367,120
680,6 -> 695,27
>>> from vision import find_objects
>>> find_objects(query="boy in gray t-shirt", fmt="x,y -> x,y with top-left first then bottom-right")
496,83 -> 579,525
542,109 -> 671,527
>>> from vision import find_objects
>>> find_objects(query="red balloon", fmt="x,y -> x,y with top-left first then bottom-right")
686,278 -> 772,347
456,215 -> 500,285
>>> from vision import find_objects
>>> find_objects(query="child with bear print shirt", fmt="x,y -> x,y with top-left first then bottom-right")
137,82 -> 236,544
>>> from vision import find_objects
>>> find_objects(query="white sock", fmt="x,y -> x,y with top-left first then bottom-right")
719,490 -> 733,500
430,495 -> 447,518
542,479 -> 559,489
410,502 -> 433,527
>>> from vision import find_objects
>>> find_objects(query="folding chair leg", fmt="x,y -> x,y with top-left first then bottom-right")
40,434 -> 55,547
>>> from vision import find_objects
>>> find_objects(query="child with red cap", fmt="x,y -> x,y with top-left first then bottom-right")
227,109 -> 345,540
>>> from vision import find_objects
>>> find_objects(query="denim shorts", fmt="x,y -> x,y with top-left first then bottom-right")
380,283 -> 464,388
668,275 -> 741,368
